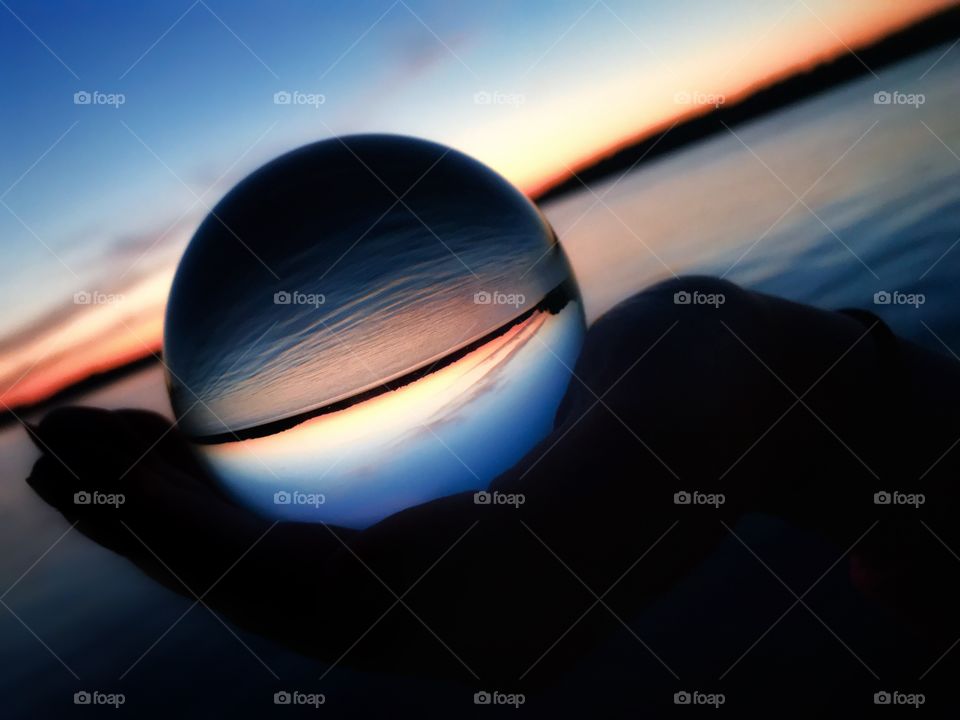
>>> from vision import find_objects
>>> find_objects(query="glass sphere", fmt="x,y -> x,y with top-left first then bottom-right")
164,135 -> 585,528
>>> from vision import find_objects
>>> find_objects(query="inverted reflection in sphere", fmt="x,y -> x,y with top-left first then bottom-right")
164,135 -> 585,528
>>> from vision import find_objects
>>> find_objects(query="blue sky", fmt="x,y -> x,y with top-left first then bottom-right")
0,0 -> 951,404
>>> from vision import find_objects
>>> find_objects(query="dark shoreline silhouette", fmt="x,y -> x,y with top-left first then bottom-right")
1,353 -> 161,428
3,4 -> 956,432
532,4 -> 960,204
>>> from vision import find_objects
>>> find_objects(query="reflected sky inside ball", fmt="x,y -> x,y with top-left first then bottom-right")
164,135 -> 585,527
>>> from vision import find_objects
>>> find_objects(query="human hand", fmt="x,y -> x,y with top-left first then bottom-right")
26,277 -> 960,687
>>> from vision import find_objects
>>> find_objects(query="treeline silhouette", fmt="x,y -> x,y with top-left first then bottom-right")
533,4 -> 960,203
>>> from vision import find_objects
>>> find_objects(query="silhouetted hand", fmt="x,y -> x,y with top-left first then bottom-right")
24,277 -> 960,686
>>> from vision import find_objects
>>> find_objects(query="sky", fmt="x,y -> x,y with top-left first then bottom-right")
0,0 -> 955,408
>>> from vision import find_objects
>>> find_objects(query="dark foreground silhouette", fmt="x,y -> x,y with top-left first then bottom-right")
23,277 -> 960,691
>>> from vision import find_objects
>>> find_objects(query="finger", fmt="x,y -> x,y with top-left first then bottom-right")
27,406 -> 143,484
27,406 -> 218,499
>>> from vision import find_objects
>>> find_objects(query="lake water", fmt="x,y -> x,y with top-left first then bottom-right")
1,45 -> 958,716
551,46 -> 960,351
